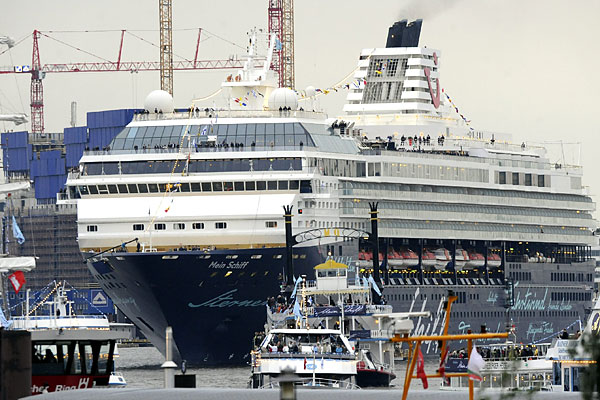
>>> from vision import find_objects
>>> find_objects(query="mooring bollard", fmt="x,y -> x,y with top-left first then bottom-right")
278,367 -> 298,400
161,326 -> 177,388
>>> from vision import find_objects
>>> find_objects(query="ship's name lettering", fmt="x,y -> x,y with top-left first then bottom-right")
547,301 -> 573,311
208,261 -> 250,269
512,288 -> 547,311
188,289 -> 265,308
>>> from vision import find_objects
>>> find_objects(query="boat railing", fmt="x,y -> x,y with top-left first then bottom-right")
132,109 -> 327,122
260,351 -> 355,360
82,144 -> 318,156
260,378 -> 360,390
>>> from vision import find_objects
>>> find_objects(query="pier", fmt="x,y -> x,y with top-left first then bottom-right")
23,387 -> 582,399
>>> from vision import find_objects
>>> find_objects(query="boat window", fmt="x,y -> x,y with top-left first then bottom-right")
212,182 -> 223,192
88,185 -> 98,195
223,182 -> 234,192
117,184 -> 128,193
234,182 -> 244,191
245,181 -> 255,191
173,223 -> 185,230
190,183 -> 201,192
78,186 -> 89,196
179,183 -> 191,192
148,184 -> 159,193
138,184 -> 149,193
300,180 -> 312,193
278,181 -> 288,190
267,181 -> 277,190
256,181 -> 266,191
289,180 -> 299,190
201,182 -> 212,192
154,223 -> 166,230
108,185 -> 118,194
192,222 -> 205,230
265,221 -> 278,228
133,224 -> 144,231
215,222 -> 227,229
87,225 -> 98,232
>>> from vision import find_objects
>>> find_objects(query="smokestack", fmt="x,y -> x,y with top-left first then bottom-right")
386,19 -> 423,48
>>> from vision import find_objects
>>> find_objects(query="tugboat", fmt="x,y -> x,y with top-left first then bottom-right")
253,259 -> 428,388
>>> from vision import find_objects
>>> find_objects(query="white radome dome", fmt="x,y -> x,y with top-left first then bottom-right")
305,86 -> 316,98
268,88 -> 298,110
144,90 -> 174,113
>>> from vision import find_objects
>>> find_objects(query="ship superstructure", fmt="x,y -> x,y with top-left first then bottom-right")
62,21 -> 596,365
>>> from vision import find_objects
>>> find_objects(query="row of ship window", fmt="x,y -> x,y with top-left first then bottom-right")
379,219 -> 587,235
77,180 -> 311,196
551,292 -> 590,302
380,162 -> 490,183
340,200 -> 591,219
86,221 -> 279,232
550,272 -> 593,282
82,158 -> 302,175
110,123 -> 324,150
341,181 -> 591,203
498,172 -> 545,187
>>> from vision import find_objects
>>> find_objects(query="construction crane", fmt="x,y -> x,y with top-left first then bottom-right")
268,0 -> 294,89
0,35 -> 27,126
159,0 -> 173,95
0,36 -> 15,48
0,30 -> 243,135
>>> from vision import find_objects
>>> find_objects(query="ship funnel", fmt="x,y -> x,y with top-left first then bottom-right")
386,19 -> 422,47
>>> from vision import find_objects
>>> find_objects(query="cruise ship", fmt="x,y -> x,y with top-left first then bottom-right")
62,20 -> 597,365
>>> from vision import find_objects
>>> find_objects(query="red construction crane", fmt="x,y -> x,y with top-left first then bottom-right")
268,0 -> 294,89
0,29 -> 244,135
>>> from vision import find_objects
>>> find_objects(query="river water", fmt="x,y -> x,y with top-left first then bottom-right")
115,346 -> 434,390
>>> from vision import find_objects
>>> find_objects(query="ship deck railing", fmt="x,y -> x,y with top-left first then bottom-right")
132,109 -> 327,122
259,351 -> 355,360
82,144 -> 319,157
259,378 -> 360,390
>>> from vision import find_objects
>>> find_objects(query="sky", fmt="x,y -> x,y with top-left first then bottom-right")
1,0 -> 599,217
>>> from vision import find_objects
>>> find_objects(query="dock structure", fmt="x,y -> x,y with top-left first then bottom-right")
22,387 -> 582,399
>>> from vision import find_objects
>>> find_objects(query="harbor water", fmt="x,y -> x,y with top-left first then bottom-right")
116,346 -> 422,390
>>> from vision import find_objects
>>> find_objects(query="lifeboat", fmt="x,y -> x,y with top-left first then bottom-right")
421,249 -> 437,268
434,248 -> 451,270
454,249 -> 468,270
357,250 -> 372,268
387,250 -> 403,267
465,251 -> 485,268
487,252 -> 501,267
400,249 -> 419,267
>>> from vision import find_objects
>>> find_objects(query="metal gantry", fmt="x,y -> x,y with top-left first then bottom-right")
268,0 -> 294,89
159,0 -> 174,96
30,30 -> 44,135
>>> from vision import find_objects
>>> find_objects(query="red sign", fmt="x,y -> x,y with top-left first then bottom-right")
31,374 -> 109,395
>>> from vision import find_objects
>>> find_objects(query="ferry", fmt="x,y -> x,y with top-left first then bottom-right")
249,327 -> 359,389
62,20 -> 597,365
261,258 -> 427,387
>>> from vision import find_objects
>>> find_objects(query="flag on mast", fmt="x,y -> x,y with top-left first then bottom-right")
8,271 -> 26,293
467,345 -> 486,381
12,216 -> 25,244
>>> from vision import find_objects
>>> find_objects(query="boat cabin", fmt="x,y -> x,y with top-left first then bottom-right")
30,328 -> 128,394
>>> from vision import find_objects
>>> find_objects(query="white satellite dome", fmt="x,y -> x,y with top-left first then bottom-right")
144,90 -> 174,113
268,88 -> 298,110
305,86 -> 316,98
